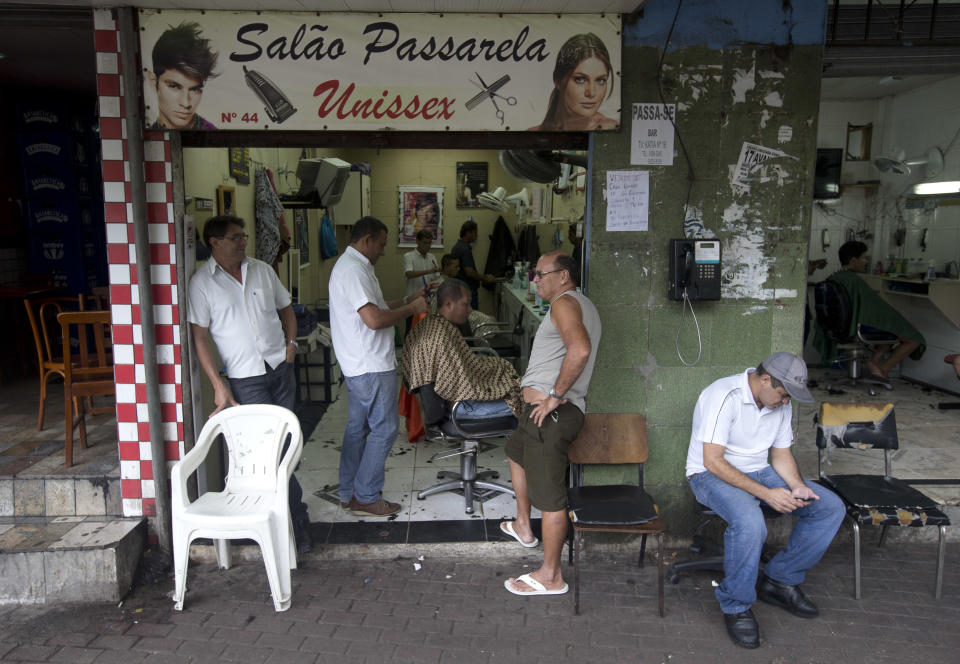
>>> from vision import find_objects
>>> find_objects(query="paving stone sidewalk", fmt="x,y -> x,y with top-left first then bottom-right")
1,542 -> 958,664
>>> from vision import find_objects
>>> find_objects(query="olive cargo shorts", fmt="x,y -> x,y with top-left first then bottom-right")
505,402 -> 584,512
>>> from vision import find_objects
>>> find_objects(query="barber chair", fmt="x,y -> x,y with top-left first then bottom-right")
813,281 -> 899,395
666,501 -> 780,585
412,384 -> 517,514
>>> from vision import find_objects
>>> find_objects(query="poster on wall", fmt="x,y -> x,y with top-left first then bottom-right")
138,10 -> 621,132
630,103 -> 675,166
294,208 -> 310,267
456,162 -> 488,208
398,186 -> 443,247
229,147 -> 250,183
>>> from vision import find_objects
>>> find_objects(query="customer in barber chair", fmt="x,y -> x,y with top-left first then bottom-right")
402,278 -> 523,428
817,240 -> 925,379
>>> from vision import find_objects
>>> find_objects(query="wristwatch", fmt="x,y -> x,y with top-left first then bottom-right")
286,339 -> 299,350
548,388 -> 564,400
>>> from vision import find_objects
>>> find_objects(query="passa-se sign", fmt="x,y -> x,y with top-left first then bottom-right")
139,10 -> 621,132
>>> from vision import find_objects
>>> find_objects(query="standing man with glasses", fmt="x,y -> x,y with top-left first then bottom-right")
187,215 -> 312,553
685,352 -> 844,649
501,251 -> 601,597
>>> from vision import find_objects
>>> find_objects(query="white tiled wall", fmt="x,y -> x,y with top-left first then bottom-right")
875,75 -> 960,274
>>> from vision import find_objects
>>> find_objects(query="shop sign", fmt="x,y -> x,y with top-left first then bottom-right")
139,10 -> 621,132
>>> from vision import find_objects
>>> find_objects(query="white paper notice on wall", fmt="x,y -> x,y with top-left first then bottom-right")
605,170 -> 649,232
630,103 -> 676,165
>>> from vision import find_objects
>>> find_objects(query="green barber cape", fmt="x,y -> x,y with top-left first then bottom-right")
813,269 -> 926,363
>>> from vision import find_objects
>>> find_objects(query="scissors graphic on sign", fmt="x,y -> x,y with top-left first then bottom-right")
465,73 -> 517,125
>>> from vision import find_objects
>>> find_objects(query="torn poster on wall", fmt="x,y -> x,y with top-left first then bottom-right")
730,142 -> 797,194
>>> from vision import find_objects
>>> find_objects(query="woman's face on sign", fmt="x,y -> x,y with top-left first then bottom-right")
561,56 -> 609,119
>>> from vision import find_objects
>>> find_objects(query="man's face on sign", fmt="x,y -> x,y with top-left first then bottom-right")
152,68 -> 205,129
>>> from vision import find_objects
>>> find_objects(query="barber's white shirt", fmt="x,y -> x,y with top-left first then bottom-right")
685,369 -> 793,477
187,256 -> 291,379
329,245 -> 395,377
402,249 -> 438,298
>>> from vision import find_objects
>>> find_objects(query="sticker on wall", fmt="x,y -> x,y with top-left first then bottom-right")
730,142 -> 797,195
777,125 -> 793,144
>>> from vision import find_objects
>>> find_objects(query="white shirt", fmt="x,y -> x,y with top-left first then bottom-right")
685,369 -> 793,478
402,249 -> 438,298
187,256 -> 291,379
329,245 -> 395,377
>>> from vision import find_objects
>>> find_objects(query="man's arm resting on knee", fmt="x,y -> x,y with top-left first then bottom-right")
769,446 -> 820,503
702,443 -> 801,513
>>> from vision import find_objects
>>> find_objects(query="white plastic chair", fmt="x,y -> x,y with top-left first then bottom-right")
171,404 -> 303,612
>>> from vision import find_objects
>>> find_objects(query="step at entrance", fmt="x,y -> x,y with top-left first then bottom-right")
0,516 -> 144,604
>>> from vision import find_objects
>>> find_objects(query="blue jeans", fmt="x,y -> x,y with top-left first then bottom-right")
455,400 -> 513,419
689,465 -> 845,614
340,370 -> 399,504
229,361 -> 308,525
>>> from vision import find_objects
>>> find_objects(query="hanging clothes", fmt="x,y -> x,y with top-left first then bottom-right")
255,166 -> 289,270
482,216 -> 517,289
516,225 -> 541,264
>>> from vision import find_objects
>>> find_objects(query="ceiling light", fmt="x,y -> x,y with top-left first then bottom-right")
911,181 -> 960,196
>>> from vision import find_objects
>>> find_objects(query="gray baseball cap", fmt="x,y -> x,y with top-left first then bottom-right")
762,352 -> 814,402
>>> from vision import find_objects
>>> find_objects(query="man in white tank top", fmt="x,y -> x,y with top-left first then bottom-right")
501,251 -> 601,597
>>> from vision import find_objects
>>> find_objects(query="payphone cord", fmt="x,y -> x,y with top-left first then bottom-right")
675,286 -> 703,367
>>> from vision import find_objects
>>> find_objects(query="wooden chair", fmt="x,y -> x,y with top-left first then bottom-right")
79,286 -> 110,312
566,413 -> 665,617
58,311 -> 115,467
23,296 -> 82,430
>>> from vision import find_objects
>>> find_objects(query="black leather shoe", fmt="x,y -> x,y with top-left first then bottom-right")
723,609 -> 760,649
757,574 -> 818,618
293,519 -> 313,555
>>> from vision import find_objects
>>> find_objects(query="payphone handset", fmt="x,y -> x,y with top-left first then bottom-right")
668,239 -> 722,301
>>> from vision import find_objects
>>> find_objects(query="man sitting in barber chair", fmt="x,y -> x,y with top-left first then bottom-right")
402,278 -> 523,427
817,240 -> 926,380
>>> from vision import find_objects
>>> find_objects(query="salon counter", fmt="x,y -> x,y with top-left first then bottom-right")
862,274 -> 960,393
496,282 -> 546,373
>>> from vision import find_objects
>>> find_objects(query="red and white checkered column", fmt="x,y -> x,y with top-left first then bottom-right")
94,8 -> 183,520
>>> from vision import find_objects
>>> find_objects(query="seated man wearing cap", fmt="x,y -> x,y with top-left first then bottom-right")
685,352 -> 845,650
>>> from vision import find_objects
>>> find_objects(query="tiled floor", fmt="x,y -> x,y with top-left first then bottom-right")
299,392 -> 540,546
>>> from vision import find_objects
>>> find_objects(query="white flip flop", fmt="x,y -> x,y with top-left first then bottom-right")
504,573 -> 569,596
499,521 -> 538,548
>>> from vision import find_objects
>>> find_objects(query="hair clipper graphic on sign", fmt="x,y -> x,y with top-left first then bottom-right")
243,66 -> 297,124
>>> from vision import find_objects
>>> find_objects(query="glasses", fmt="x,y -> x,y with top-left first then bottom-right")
534,269 -> 563,279
215,233 -> 248,242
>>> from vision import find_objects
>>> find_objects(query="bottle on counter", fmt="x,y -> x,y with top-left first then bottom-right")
925,260 -> 937,283
874,261 -> 884,275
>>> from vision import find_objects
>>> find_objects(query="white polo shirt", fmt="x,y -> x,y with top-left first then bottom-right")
329,245 -> 395,377
402,249 -> 438,298
187,256 -> 291,379
685,369 -> 793,478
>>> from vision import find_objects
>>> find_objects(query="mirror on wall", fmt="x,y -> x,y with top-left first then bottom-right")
845,123 -> 873,162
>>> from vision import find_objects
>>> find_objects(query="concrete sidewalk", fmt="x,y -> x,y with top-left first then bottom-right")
1,541 -> 958,663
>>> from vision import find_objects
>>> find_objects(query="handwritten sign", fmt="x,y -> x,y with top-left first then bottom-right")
605,170 -> 649,232
630,103 -> 675,165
